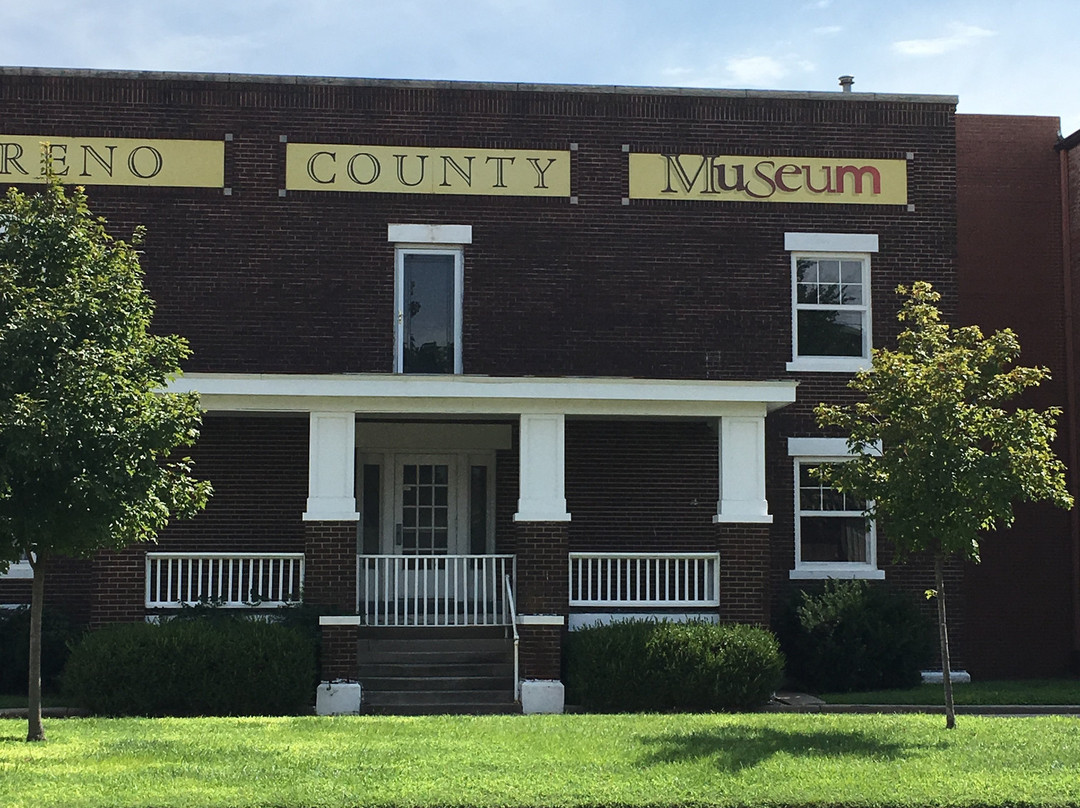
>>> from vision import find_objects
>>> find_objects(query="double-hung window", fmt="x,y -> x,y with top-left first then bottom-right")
788,438 -> 883,579
785,233 -> 877,373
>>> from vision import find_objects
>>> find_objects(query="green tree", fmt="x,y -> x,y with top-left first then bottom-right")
0,174 -> 211,741
816,282 -> 1073,729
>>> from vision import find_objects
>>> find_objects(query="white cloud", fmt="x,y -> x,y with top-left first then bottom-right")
814,25 -> 843,35
725,55 -> 788,85
893,23 -> 995,57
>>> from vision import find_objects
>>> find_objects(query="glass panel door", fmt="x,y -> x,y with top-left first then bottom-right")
394,455 -> 462,555
399,460 -> 452,554
401,252 -> 457,374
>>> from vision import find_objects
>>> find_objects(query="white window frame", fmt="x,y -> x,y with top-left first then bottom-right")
788,437 -> 883,580
785,232 -> 877,373
388,224 -> 471,376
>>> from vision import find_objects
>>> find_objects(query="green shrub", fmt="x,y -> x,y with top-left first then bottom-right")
566,619 -> 783,712
0,606 -> 80,695
776,580 -> 935,693
565,619 -> 657,710
62,617 -> 316,716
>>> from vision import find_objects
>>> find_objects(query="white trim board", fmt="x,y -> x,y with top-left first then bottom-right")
784,232 -> 879,252
388,224 -> 472,244
167,373 -> 798,417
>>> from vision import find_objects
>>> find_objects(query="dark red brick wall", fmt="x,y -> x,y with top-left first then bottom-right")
304,522 -> 356,612
0,72 -> 955,384
957,115 -> 1075,678
90,547 -> 146,627
565,421 -> 718,553
0,70 -> 962,664
322,625 -> 360,681
157,414 -> 308,553
519,625 -> 563,680
515,523 -> 568,614
718,524 -> 771,625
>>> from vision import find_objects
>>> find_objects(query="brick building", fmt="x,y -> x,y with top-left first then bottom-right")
6,66 -> 1062,712
956,115 -> 1080,679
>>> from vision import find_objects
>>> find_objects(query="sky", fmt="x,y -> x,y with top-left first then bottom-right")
2,0 -> 1078,134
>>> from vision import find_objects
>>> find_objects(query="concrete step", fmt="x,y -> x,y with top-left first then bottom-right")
356,626 -> 510,641
360,637 -> 512,655
355,632 -> 517,715
364,689 -> 516,707
360,649 -> 511,667
357,662 -> 512,678
360,675 -> 513,692
362,702 -> 521,715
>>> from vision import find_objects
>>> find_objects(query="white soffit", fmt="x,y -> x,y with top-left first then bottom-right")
168,373 -> 798,417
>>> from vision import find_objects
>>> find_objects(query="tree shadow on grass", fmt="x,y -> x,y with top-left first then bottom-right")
638,725 -> 945,773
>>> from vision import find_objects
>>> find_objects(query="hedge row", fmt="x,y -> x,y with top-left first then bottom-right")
62,617 -> 316,716
566,619 -> 783,712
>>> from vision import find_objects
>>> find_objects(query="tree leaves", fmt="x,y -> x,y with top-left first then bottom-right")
815,281 -> 1073,563
0,173 -> 211,569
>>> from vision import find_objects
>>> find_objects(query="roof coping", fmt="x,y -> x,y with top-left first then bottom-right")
0,65 -> 959,105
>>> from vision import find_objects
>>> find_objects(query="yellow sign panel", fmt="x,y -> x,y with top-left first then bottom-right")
629,153 -> 907,205
0,136 -> 224,188
287,143 -> 570,197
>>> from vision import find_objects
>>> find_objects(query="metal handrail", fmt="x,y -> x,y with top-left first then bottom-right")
505,573 -> 520,702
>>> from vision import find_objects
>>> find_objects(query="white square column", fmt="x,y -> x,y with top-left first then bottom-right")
713,415 -> 773,524
514,413 -> 571,522
303,411 -> 360,521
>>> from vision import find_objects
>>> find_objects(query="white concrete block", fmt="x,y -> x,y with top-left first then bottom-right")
316,680 -> 362,715
921,670 -> 971,684
521,679 -> 565,714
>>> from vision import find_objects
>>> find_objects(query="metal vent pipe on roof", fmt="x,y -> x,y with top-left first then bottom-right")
839,75 -> 854,92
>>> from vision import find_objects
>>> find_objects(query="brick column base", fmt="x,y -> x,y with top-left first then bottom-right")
716,523 -> 771,625
514,522 -> 569,681
304,522 -> 356,612
518,624 -> 564,680
515,522 -> 569,613
90,546 -> 147,627
321,624 -> 360,680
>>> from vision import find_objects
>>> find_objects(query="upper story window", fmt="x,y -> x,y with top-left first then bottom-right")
388,224 -> 471,375
785,233 -> 878,373
788,437 -> 883,580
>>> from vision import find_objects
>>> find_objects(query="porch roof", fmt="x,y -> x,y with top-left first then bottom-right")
168,373 -> 797,418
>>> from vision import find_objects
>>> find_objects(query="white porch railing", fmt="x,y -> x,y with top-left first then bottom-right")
568,552 -> 720,607
357,554 -> 516,626
145,552 -> 305,608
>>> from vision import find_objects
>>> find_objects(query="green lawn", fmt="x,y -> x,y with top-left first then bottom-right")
2,713 -> 1080,808
820,678 -> 1080,705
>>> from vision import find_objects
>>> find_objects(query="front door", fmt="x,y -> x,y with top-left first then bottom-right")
355,445 -> 501,625
393,455 -> 462,556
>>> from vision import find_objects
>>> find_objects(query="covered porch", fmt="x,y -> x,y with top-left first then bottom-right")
162,372 -> 795,712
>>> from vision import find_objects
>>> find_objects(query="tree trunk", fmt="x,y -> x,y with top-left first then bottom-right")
934,551 -> 956,730
27,551 -> 46,742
